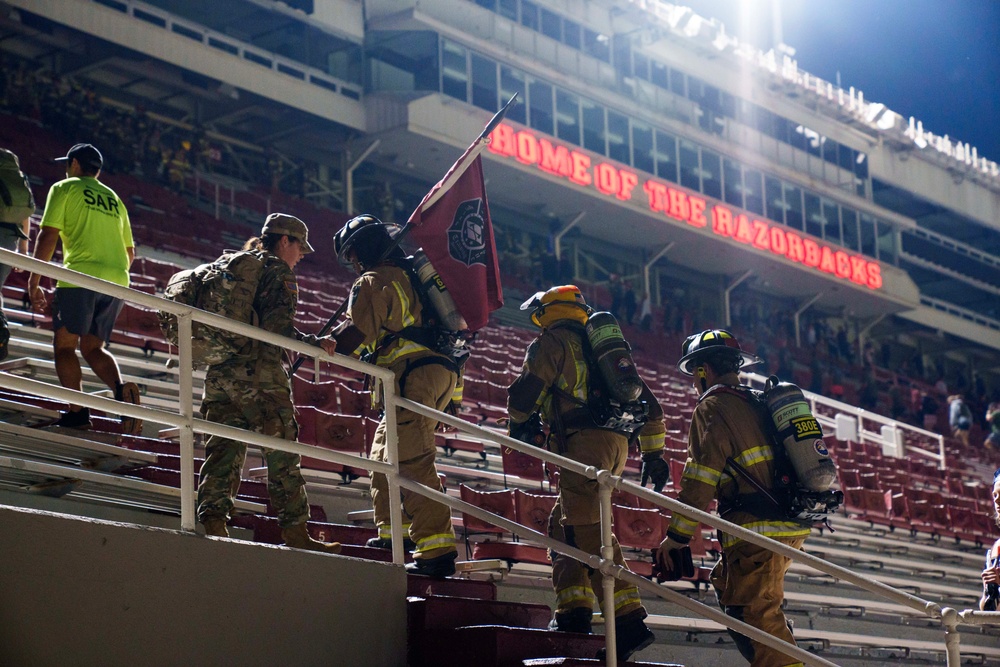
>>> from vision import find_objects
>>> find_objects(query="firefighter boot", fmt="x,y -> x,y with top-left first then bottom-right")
405,550 -> 457,577
548,607 -> 593,633
202,518 -> 230,537
596,609 -> 655,662
281,522 -> 342,554
365,536 -> 417,552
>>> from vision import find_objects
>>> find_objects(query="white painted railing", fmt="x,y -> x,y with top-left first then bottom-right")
0,248 -> 994,666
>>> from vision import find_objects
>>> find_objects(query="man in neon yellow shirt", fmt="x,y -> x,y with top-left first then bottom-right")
28,144 -> 142,433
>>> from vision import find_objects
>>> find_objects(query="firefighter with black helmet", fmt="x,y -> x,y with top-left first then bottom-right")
656,329 -> 810,667
331,214 -> 460,577
506,285 -> 668,663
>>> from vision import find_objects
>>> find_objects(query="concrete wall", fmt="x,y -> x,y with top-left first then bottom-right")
0,505 -> 407,667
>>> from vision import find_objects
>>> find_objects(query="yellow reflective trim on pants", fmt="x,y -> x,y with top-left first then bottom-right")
414,532 -> 457,554
719,521 -> 811,548
378,524 -> 411,539
613,586 -> 641,611
682,461 -> 722,486
556,586 -> 597,608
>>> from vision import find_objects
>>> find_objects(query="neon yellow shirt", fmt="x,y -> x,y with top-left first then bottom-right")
40,176 -> 133,288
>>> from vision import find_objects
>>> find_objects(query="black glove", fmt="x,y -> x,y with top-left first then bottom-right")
509,413 -> 547,447
640,452 -> 670,493
653,536 -> 695,582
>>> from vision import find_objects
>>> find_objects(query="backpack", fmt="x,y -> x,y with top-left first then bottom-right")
707,382 -> 842,525
0,148 -> 36,225
158,251 -> 266,368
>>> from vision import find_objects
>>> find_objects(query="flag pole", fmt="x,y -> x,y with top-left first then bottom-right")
290,93 -> 517,375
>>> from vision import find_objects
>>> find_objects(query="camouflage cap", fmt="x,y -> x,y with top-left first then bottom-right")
261,213 -> 315,253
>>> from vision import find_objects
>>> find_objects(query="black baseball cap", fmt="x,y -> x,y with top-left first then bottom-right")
54,143 -> 103,170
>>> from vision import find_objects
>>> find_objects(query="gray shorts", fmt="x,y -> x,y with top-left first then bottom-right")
52,287 -> 124,341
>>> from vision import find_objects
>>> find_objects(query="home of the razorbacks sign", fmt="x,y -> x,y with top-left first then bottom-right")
487,122 -> 882,291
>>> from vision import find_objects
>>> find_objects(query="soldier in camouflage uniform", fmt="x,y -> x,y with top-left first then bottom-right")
332,215 -> 460,578
197,213 -> 341,553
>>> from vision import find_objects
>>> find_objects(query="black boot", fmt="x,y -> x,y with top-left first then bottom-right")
548,607 -> 593,633
405,551 -> 457,577
596,609 -> 655,662
366,536 -> 416,552
54,408 -> 92,430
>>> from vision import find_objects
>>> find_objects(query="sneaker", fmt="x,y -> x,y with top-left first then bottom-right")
596,610 -> 655,662
54,408 -> 92,430
365,536 -> 417,552
115,381 -> 143,435
404,551 -> 457,577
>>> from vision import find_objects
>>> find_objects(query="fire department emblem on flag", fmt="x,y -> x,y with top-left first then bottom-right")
447,198 -> 487,267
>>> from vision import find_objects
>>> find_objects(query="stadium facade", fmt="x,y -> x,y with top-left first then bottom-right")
2,0 -> 998,383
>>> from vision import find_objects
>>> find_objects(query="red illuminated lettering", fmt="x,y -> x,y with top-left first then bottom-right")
618,170 -> 638,201
849,256 -> 868,285
667,188 -> 690,222
786,232 -> 804,262
734,214 -> 753,243
516,131 -> 539,165
803,239 -> 821,267
644,181 -> 669,212
834,251 -> 851,278
712,205 -> 734,236
488,124 -> 517,157
595,163 -> 620,197
819,246 -> 837,273
688,196 -> 707,227
538,140 -> 573,177
867,263 -> 882,289
752,220 -> 770,250
570,152 -> 591,186
769,228 -> 788,255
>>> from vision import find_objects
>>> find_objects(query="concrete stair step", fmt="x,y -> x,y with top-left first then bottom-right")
409,625 -> 607,667
408,594 -> 551,632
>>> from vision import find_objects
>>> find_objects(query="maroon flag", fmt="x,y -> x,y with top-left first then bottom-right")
407,144 -> 503,332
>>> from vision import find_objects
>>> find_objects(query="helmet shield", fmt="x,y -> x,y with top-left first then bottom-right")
677,329 -> 761,375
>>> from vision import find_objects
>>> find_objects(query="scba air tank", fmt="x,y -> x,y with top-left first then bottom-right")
585,311 -> 642,403
410,249 -> 468,331
764,376 -> 836,492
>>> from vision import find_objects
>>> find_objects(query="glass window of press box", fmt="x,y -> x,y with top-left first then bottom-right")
365,31 -> 897,265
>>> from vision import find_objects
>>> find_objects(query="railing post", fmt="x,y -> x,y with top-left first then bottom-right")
383,377 -> 405,566
598,478 -> 617,667
941,607 -> 961,666
177,312 -> 196,531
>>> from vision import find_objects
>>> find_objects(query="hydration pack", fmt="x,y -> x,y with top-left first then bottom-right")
157,250 -> 265,368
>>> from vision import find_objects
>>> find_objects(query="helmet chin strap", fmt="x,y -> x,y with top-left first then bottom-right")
696,365 -> 709,393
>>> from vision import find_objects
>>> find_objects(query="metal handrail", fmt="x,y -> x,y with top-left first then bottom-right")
2,248 -> 993,666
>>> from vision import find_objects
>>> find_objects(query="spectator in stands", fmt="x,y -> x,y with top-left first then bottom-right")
657,329 -> 811,667
980,469 -> 1000,611
197,213 -> 341,553
948,394 -> 973,447
984,401 -> 1000,451
331,214 -> 460,577
0,147 -> 35,360
622,280 -> 637,325
638,292 -> 652,331
27,143 -> 143,433
507,285 -> 667,662
920,391 -> 939,431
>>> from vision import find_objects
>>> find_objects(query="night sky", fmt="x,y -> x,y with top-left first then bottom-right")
680,0 -> 1000,162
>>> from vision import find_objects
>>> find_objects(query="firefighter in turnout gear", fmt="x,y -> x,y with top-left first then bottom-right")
656,329 -> 810,667
507,285 -> 668,663
332,215 -> 459,577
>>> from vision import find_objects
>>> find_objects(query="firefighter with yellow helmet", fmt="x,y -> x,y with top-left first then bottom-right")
331,214 -> 460,577
507,285 -> 668,662
656,329 -> 810,667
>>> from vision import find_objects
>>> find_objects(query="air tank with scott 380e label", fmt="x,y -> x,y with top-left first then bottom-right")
764,376 -> 837,492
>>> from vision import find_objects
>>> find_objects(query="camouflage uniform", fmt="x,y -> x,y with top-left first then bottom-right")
197,251 -> 320,528
666,375 -> 811,667
507,321 -> 666,621
347,263 -> 458,560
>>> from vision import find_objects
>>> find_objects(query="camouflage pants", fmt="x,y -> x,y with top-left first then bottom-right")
197,374 -> 310,528
548,429 -> 642,619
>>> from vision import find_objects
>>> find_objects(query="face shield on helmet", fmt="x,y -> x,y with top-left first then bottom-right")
520,285 -> 591,329
676,329 -> 761,376
333,215 -> 403,271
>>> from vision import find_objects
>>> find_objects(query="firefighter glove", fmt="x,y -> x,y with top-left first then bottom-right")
509,413 -> 547,447
654,535 -> 694,582
640,452 -> 670,493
